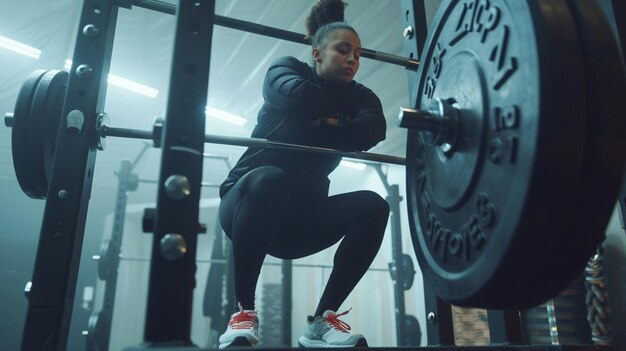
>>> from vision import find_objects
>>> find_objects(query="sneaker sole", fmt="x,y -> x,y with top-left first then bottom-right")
219,336 -> 256,349
297,337 -> 368,348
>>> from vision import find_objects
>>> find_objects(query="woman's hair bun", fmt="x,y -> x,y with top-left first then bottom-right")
304,0 -> 348,39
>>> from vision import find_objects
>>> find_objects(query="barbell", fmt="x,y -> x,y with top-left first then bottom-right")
4,72 -> 406,201
4,0 -> 626,310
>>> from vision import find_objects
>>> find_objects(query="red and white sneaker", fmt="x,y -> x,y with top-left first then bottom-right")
218,303 -> 260,349
298,309 -> 368,348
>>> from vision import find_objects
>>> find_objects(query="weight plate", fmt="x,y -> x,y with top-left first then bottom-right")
402,314 -> 421,346
11,70 -> 47,199
401,254 -> 415,291
535,0 -> 626,302
29,70 -> 69,199
406,0 -> 588,308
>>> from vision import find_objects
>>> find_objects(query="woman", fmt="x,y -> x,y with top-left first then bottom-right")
217,0 -> 389,348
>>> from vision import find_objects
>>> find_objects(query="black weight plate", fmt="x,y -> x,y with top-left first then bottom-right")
406,0 -> 588,308
540,0 -> 626,300
401,254 -> 415,291
403,314 -> 421,346
42,71 -> 68,187
28,70 -> 69,199
11,70 -> 47,199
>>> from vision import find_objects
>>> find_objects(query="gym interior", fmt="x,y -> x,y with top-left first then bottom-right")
1,0 -> 625,350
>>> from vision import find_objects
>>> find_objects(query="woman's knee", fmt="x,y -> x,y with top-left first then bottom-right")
358,190 -> 390,220
219,166 -> 289,236
242,166 -> 289,200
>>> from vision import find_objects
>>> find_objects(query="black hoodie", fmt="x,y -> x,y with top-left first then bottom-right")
219,56 -> 386,198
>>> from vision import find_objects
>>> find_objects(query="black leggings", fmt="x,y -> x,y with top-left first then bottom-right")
218,166 -> 389,317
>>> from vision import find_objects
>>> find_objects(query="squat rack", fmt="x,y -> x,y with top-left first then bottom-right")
19,1 -> 422,350
18,0 -> 626,350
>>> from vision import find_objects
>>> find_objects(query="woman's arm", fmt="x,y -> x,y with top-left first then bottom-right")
319,87 -> 386,151
262,56 -> 329,121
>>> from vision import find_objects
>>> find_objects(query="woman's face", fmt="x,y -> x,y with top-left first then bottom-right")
313,29 -> 361,84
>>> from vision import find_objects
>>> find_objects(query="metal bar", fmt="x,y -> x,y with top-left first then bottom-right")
423,288 -> 455,346
215,14 -> 309,45
87,160 -> 133,351
214,16 -> 420,70
139,179 -> 219,188
128,0 -> 175,14
141,0 -> 215,345
126,0 -> 419,70
104,126 -> 406,166
21,0 -> 118,350
264,140 -> 406,166
390,185 -> 409,346
105,126 -> 153,140
401,0 -> 429,97
118,255 -> 391,272
281,260 -> 293,347
203,153 -> 230,161
373,165 -> 410,346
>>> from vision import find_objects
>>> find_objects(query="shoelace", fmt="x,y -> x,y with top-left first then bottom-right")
325,308 -> 352,333
229,303 -> 258,330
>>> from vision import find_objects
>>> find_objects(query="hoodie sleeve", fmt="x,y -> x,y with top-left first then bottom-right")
262,56 -> 329,121
320,86 -> 386,151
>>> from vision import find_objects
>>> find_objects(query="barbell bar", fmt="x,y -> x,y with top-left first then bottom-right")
118,0 -> 421,71
94,117 -> 408,166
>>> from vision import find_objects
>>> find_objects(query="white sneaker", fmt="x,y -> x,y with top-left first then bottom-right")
218,303 -> 260,349
298,309 -> 368,348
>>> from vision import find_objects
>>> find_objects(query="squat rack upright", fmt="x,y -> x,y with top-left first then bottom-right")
20,1 -> 423,350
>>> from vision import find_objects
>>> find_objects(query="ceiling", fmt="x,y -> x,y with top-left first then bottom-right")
0,0 -> 441,187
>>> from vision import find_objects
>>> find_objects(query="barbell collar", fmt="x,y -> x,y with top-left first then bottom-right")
397,98 -> 459,150
397,107 -> 441,132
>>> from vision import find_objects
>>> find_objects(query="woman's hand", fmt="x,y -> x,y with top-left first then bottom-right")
308,117 -> 342,127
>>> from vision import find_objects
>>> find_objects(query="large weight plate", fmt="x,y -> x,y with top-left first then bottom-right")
30,70 -> 69,198
12,70 -> 68,199
406,0 -> 588,308
544,0 -> 626,296
11,70 -> 47,198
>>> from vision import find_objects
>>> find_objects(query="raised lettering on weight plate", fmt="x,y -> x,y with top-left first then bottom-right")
489,25 -> 517,90
432,42 -> 447,79
450,1 -> 476,46
467,216 -> 485,249
476,193 -> 496,228
493,105 -> 520,164
432,226 -> 450,262
475,0 -> 501,43
494,105 -> 519,131
450,0 -> 500,46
